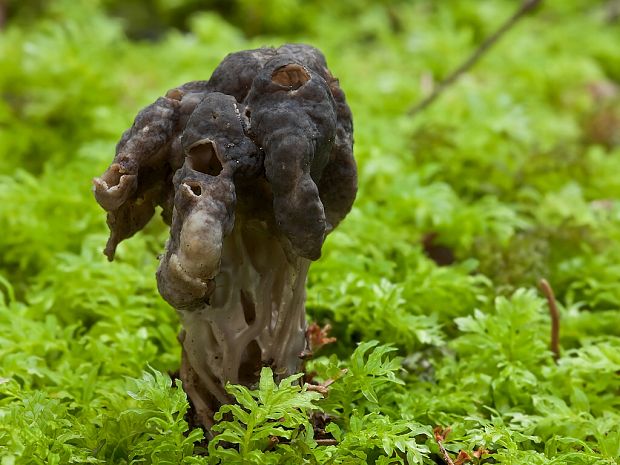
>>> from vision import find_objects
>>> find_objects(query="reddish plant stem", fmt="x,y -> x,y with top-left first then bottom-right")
539,278 -> 560,362
408,0 -> 543,116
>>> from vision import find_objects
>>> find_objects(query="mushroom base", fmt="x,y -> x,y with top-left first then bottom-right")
177,218 -> 310,431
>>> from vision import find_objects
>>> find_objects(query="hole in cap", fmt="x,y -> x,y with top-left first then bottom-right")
271,64 -> 310,90
185,182 -> 202,196
101,163 -> 123,187
187,140 -> 223,176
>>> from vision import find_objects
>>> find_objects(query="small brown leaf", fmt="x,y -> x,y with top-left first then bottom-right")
472,448 -> 489,459
453,450 -> 472,465
307,323 -> 337,352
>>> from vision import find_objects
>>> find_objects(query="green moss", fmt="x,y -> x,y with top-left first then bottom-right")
2,0 -> 620,463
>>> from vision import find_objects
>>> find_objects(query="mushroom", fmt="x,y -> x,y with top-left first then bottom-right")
93,44 -> 356,430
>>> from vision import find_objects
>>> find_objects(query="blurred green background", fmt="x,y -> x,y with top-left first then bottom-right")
1,0 -> 620,463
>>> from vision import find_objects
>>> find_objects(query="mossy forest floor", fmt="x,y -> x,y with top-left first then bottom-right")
1,1 -> 620,463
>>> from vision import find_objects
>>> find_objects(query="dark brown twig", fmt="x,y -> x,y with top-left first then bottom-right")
408,0 -> 543,116
539,278 -> 560,362
316,439 -> 338,446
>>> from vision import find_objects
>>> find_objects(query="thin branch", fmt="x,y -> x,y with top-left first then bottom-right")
434,427 -> 455,465
305,369 -> 347,395
306,384 -> 329,395
539,278 -> 560,362
408,0 -> 543,116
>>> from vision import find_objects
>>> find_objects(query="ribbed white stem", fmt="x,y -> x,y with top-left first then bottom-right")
178,218 -> 309,429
